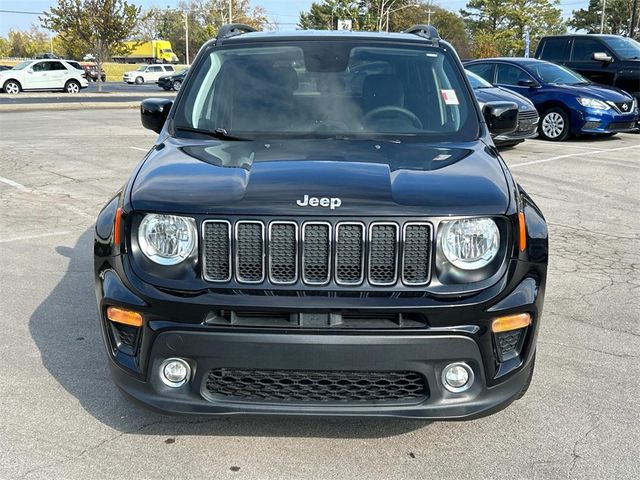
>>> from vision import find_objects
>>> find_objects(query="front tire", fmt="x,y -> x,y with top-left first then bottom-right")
65,80 -> 80,94
135,76 -> 144,85
539,107 -> 570,141
3,80 -> 21,95
172,80 -> 182,91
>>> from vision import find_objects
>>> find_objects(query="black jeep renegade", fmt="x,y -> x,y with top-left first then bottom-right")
94,25 -> 548,419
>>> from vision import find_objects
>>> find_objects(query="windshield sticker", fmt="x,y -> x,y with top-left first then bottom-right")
441,89 -> 459,105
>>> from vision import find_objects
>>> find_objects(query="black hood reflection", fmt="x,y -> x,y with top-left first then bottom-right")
130,137 -> 510,216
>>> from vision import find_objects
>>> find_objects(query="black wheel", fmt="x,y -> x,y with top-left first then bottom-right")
3,80 -> 21,94
172,80 -> 182,91
516,352 -> 536,400
539,107 -> 570,141
135,76 -> 144,85
64,80 -> 80,94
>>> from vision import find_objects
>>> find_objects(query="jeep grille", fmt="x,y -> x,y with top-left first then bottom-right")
202,219 -> 432,287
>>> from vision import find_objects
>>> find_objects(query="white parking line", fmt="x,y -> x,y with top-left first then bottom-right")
510,145 -> 639,168
0,231 -> 72,244
0,176 -> 32,193
130,146 -> 149,152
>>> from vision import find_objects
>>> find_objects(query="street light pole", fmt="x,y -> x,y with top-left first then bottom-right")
229,0 -> 232,23
600,0 -> 607,33
631,0 -> 638,38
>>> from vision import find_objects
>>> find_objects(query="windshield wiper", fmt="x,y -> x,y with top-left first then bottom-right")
175,126 -> 250,141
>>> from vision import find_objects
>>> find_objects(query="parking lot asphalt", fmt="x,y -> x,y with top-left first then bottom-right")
0,109 -> 638,480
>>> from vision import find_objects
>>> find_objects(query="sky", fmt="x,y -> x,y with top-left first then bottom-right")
0,0 -> 591,36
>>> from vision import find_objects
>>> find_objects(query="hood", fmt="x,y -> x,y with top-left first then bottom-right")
130,138 -> 511,216
473,86 -> 534,110
551,83 -> 633,102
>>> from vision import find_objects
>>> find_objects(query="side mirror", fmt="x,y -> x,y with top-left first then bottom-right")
592,52 -> 613,63
140,98 -> 173,134
483,101 -> 519,137
517,78 -> 539,88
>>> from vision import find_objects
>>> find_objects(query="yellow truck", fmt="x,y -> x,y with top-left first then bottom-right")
113,40 -> 179,64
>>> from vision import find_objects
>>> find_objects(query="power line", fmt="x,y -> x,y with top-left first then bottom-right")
0,9 -> 41,15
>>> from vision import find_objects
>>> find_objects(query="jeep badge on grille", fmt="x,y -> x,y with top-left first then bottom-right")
296,195 -> 342,210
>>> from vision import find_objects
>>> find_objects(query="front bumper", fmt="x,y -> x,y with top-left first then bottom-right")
96,253 -> 545,419
575,108 -> 639,134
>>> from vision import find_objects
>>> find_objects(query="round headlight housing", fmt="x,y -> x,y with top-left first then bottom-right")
138,214 -> 197,265
440,218 -> 500,270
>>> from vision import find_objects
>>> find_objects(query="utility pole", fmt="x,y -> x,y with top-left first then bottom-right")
631,0 -> 638,38
184,11 -> 189,65
426,9 -> 434,25
600,0 -> 607,33
229,0 -> 232,23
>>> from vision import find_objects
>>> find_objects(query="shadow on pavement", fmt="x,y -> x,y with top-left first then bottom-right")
29,228 -> 429,438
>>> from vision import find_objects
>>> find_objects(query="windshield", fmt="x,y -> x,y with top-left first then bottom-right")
466,70 -> 493,89
602,36 -> 640,60
527,62 -> 588,85
136,65 -> 146,71
12,61 -> 32,71
174,41 -> 478,141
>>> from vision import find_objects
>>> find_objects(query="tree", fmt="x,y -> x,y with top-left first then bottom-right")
299,1 -> 368,30
141,0 -> 270,63
41,0 -> 142,91
2,27 -> 51,58
461,0 -> 565,56
568,0 -> 639,38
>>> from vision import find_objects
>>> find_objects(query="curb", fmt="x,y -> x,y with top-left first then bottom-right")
0,102 -> 141,112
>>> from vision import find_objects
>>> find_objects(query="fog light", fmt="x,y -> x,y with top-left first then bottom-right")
442,362 -> 474,393
159,358 -> 191,387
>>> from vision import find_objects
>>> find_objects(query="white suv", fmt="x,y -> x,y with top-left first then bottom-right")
123,65 -> 175,84
0,59 -> 89,94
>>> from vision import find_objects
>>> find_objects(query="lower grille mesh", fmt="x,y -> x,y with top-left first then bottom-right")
205,368 -> 428,403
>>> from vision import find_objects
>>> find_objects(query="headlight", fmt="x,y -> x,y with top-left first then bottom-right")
138,214 -> 197,265
440,218 -> 500,270
577,97 -> 611,110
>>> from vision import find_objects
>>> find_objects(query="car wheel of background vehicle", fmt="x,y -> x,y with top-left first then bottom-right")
65,80 -> 80,94
135,76 -> 144,84
172,80 -> 182,91
539,108 -> 570,141
516,352 -> 536,400
3,80 -> 21,94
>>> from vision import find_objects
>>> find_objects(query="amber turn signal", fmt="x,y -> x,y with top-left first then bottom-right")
106,306 -> 143,327
113,207 -> 123,245
491,313 -> 531,333
518,211 -> 527,252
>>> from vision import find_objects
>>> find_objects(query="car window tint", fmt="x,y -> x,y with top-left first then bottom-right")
571,38 -> 610,61
539,38 -> 569,61
466,63 -> 493,82
50,62 -> 66,70
165,66 -> 175,71
31,62 -> 47,72
149,66 -> 162,72
496,64 -> 531,85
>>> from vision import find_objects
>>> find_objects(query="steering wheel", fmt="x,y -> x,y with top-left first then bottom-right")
363,106 -> 423,129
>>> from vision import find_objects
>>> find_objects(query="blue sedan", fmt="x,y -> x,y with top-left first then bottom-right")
464,58 -> 638,141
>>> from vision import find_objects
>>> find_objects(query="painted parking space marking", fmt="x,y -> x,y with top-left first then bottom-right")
510,145 -> 639,168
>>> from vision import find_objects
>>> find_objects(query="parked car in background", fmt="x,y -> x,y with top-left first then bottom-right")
466,69 -> 538,147
35,53 -> 60,59
465,58 -> 638,141
113,40 -> 179,64
82,63 -> 107,82
0,59 -> 88,94
64,60 -> 87,79
123,64 -> 175,84
157,67 -> 188,91
535,34 -> 640,104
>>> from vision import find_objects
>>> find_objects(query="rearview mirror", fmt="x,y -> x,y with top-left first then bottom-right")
483,102 -> 519,137
140,98 -> 173,134
517,79 -> 539,88
592,52 -> 613,63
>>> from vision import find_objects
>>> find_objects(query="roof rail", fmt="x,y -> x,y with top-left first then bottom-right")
216,23 -> 257,40
403,24 -> 440,46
